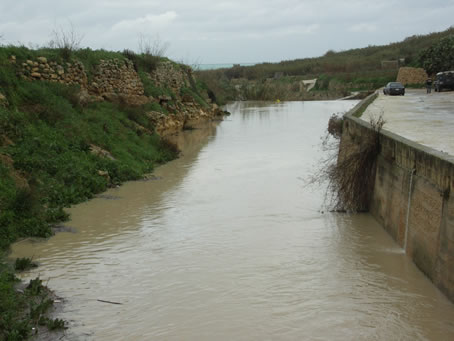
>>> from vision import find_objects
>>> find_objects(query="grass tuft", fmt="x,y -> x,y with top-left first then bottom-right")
14,258 -> 38,272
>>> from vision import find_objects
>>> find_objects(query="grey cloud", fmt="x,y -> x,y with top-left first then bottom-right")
0,0 -> 453,63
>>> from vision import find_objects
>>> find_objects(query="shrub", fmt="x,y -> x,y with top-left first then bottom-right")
44,317 -> 66,330
327,114 -> 343,138
308,113 -> 384,212
26,277 -> 44,296
419,35 -> 454,74
14,258 -> 38,272
48,22 -> 84,61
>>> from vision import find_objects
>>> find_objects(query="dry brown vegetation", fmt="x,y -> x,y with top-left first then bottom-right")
308,114 -> 385,212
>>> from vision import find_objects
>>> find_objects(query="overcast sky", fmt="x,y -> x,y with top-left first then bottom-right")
1,0 -> 453,64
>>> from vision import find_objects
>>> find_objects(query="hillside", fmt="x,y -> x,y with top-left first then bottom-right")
196,26 -> 454,102
0,45 -> 224,338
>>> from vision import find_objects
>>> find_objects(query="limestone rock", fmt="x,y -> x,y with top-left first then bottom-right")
77,89 -> 92,106
182,94 -> 194,103
56,65 -> 65,75
119,94 -> 149,106
0,93 -> 7,106
102,92 -> 120,103
159,95 -> 172,104
89,144 -> 116,160
97,170 -> 110,182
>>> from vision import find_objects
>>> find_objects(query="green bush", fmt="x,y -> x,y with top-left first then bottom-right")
123,49 -> 162,73
0,268 -> 30,340
14,258 -> 38,272
419,35 -> 454,74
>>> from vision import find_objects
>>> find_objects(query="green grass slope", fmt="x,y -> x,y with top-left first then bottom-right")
0,46 -> 180,339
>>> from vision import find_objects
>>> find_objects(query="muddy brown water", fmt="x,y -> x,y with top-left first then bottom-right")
11,101 -> 454,340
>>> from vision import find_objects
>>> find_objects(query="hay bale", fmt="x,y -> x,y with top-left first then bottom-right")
397,67 -> 428,85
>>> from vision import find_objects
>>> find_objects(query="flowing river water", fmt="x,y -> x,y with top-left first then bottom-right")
11,101 -> 454,340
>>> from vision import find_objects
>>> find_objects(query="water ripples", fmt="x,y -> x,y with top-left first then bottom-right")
10,101 -> 454,340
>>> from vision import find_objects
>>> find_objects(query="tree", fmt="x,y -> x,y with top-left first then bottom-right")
419,35 -> 454,74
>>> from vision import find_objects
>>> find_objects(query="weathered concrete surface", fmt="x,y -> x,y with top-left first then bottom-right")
361,89 -> 454,156
342,93 -> 454,302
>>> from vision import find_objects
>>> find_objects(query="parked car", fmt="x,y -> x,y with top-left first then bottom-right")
383,82 -> 405,96
434,71 -> 454,92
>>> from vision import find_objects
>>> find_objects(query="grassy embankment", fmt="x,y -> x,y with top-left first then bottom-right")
197,27 -> 454,103
0,45 -> 206,339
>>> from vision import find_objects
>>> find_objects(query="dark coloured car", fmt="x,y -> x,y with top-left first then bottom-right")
383,82 -> 405,96
434,71 -> 454,92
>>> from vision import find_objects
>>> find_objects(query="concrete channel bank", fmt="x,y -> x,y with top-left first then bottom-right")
341,93 -> 454,302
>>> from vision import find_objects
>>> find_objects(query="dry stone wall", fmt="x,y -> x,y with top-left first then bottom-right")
89,59 -> 148,105
11,54 -> 226,136
15,56 -> 191,105
148,61 -> 190,94
18,57 -> 88,88
16,56 -> 146,104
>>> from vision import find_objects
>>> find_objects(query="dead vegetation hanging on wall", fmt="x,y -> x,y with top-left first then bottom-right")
308,113 -> 385,212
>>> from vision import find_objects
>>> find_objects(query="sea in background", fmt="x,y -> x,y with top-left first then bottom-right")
194,63 -> 256,70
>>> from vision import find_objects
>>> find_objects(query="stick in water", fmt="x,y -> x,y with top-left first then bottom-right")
97,299 -> 123,305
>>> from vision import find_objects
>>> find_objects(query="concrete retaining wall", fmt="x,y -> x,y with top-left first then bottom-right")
341,95 -> 454,302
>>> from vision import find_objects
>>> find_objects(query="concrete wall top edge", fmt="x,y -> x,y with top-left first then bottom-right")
344,93 -> 454,166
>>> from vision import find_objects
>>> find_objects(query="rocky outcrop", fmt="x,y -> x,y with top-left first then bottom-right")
397,67 -> 428,85
147,103 -> 225,136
